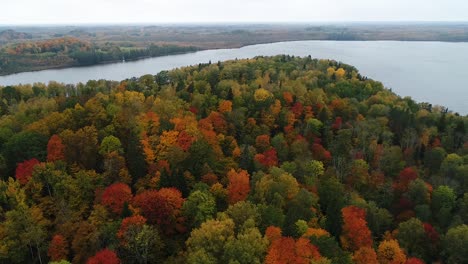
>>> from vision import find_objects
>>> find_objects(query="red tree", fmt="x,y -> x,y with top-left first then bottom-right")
405,257 -> 425,264
207,111 -> 227,134
423,223 -> 439,243
86,249 -> 120,264
47,134 -> 65,162
255,148 -> 278,168
227,169 -> 250,204
15,158 -> 40,185
393,167 -> 418,193
311,143 -> 332,162
177,130 -> 194,151
101,183 -> 133,214
265,226 -> 282,242
47,234 -> 69,262
331,117 -> 343,130
265,237 -> 321,264
291,102 -> 304,118
340,206 -> 373,251
132,188 -> 184,232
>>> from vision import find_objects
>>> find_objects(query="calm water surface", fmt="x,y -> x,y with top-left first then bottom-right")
0,41 -> 467,114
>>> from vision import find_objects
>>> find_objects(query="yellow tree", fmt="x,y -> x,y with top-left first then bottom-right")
377,239 -> 406,264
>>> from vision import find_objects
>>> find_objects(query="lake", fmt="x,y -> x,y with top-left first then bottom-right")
0,40 -> 467,114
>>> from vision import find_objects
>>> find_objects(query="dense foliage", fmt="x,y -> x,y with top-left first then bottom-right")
0,56 -> 466,264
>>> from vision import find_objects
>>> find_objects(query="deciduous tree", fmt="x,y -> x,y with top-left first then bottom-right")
47,135 -> 65,162
86,249 -> 120,264
48,234 -> 69,262
227,169 -> 250,204
15,158 -> 40,185
101,183 -> 132,214
340,206 -> 373,251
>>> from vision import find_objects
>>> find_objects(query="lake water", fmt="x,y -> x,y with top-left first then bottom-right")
0,41 -> 467,114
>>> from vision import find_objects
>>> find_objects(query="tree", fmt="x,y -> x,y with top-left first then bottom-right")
309,233 -> 353,264
346,159 -> 370,190
442,224 -> 468,264
253,169 -> 299,206
223,221 -> 268,264
340,206 -> 373,251
365,201 -> 393,238
396,218 -> 427,260
227,169 -> 250,204
407,179 -> 430,206
117,216 -> 164,264
283,189 -> 316,237
15,158 -> 40,185
440,153 -> 463,179
265,236 -> 322,264
302,160 -> 324,186
380,146 -> 404,178
353,247 -> 378,264
132,188 -> 184,233
61,126 -> 99,169
394,167 -> 418,193
48,235 -> 69,262
99,136 -> 123,156
71,222 -> 100,264
182,190 -> 217,229
0,204 -> 50,264
255,148 -> 279,168
47,135 -> 65,162
3,131 -> 47,175
405,258 -> 425,264
101,183 -> 132,215
186,218 -> 235,263
377,239 -> 406,264
254,88 -> 273,102
225,201 -> 260,230
255,135 -> 271,152
424,147 -> 446,174
177,130 -> 194,152
218,100 -> 232,113
117,215 -> 146,244
318,176 -> 347,236
86,249 -> 120,264
432,185 -> 456,228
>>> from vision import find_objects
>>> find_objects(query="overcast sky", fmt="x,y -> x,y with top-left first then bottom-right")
2,0 -> 467,24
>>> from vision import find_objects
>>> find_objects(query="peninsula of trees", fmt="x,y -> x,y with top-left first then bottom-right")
0,56 -> 467,264
0,37 -> 198,75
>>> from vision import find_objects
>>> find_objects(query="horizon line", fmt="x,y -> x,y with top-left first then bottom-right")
2,21 -> 468,27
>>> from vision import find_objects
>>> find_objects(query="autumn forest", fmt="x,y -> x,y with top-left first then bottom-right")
0,56 -> 467,264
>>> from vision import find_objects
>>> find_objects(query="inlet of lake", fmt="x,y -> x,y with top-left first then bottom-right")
0,40 -> 467,114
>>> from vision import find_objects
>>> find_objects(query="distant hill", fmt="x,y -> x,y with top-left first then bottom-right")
68,29 -> 93,37
0,29 -> 32,43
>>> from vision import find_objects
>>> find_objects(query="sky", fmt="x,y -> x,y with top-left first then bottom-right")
1,0 -> 468,25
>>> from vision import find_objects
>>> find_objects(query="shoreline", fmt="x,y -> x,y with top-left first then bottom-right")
0,49 -> 203,77
2,38 -> 468,77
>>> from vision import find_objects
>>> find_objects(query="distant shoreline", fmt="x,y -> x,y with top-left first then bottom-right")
3,38 -> 468,77
2,23 -> 468,75
0,49 -> 202,77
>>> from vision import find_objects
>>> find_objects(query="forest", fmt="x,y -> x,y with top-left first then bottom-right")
0,56 -> 467,264
0,37 -> 198,75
